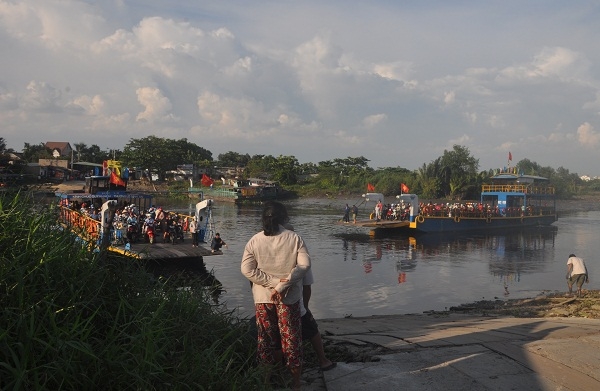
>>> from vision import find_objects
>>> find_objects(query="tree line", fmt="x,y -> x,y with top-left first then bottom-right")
2,136 -> 597,199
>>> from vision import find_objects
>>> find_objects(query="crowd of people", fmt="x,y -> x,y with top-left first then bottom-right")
59,199 -> 202,245
349,200 -> 555,222
418,201 -> 549,218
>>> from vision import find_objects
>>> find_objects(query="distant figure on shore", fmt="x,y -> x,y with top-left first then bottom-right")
566,254 -> 589,297
343,204 -> 350,223
351,205 -> 358,223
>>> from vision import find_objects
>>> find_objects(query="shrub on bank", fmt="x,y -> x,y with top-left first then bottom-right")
0,192 -> 264,390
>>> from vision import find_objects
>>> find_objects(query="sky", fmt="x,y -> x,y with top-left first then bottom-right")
2,1 -> 600,175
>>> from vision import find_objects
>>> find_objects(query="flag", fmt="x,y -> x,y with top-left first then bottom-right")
201,174 -> 214,187
367,183 -> 375,192
401,183 -> 409,193
508,152 -> 512,161
109,171 -> 126,187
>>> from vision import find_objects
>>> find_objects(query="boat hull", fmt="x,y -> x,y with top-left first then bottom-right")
400,214 -> 557,233
188,186 -> 296,204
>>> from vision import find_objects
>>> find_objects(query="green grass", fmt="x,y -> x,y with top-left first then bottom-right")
0,191 -> 266,390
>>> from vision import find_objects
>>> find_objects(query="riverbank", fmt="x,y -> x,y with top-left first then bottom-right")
316,311 -> 600,391
448,289 -> 600,318
323,290 -> 600,362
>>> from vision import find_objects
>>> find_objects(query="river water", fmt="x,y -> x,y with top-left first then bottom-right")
163,197 -> 599,320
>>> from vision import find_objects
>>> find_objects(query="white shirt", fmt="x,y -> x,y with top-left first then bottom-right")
241,226 -> 311,305
567,256 -> 587,275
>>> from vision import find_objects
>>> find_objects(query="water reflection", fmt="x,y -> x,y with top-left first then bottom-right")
340,227 -> 553,266
333,227 -> 558,307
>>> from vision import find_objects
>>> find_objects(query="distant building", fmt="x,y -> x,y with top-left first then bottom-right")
44,142 -> 73,158
36,142 -> 75,181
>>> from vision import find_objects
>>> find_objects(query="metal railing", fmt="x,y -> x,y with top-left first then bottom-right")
481,184 -> 555,195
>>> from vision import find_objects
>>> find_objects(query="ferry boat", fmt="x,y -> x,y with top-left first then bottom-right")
55,174 -> 216,259
346,174 -> 557,234
189,179 -> 295,204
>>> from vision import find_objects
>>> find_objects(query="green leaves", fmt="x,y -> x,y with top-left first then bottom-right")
120,136 -> 213,180
0,192 -> 261,390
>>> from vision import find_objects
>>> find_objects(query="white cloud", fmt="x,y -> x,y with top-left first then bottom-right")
372,61 -> 413,82
136,87 -> 175,122
2,1 -> 600,174
444,91 -> 455,105
22,80 -> 61,111
576,122 -> 600,147
362,113 -> 387,128
70,95 -> 105,115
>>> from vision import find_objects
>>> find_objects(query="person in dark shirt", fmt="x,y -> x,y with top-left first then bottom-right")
211,232 -> 227,253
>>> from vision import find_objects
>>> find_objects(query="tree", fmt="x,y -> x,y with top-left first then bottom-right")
22,143 -> 52,162
315,156 -> 372,188
298,162 -> 318,175
269,155 -> 299,185
120,136 -> 212,180
416,162 -> 442,199
243,155 -> 300,185
438,145 -> 479,198
74,143 -> 113,163
217,151 -> 251,167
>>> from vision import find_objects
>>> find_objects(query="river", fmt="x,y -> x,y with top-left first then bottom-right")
161,197 -> 599,320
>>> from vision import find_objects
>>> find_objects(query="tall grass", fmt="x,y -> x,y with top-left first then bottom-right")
0,191 -> 265,390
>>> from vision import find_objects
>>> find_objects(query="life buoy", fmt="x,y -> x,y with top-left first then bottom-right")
416,215 -> 424,224
454,216 -> 460,223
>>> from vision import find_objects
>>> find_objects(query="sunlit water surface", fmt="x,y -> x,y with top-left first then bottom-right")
163,197 -> 600,320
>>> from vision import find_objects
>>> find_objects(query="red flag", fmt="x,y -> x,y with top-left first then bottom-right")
201,174 -> 214,187
109,171 -> 126,187
401,183 -> 409,193
508,152 -> 512,161
367,183 -> 375,192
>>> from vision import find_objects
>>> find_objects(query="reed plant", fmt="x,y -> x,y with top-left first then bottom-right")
0,191 -> 265,390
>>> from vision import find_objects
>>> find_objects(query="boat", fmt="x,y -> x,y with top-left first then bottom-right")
189,178 -> 295,204
345,173 -> 557,234
55,173 -> 217,260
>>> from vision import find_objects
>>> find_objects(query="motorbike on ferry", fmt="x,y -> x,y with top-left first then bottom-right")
126,221 -> 139,243
174,222 -> 184,243
163,219 -> 176,244
164,222 -> 184,245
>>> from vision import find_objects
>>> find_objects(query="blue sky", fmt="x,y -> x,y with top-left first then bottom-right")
2,1 -> 600,175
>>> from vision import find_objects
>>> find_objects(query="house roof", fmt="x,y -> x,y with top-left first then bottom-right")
45,142 -> 72,152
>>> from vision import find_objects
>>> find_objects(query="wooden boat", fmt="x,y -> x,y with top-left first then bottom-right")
345,174 -> 557,234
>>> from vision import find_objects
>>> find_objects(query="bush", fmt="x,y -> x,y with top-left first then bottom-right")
0,191 -> 264,390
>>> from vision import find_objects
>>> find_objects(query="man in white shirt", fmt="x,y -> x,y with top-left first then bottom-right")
566,254 -> 589,297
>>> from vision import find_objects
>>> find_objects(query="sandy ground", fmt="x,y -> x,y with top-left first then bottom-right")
447,290 -> 600,319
